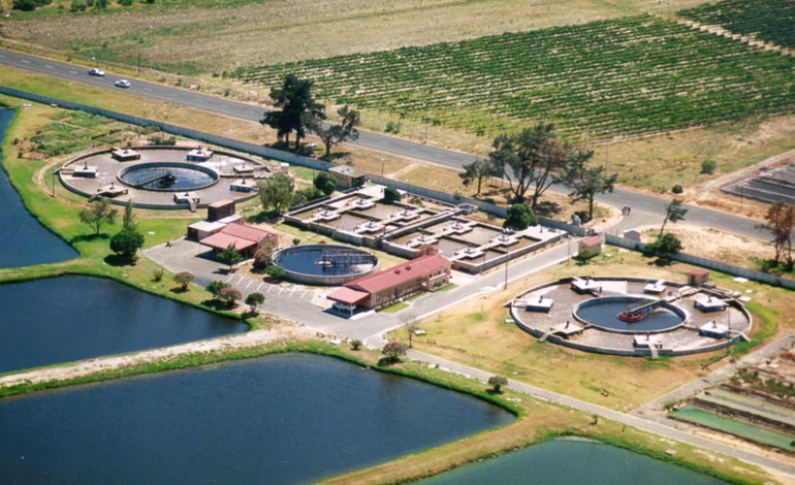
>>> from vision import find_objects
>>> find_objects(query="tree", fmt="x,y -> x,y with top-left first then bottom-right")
308,105 -> 360,159
110,228 -> 145,262
313,171 -> 337,196
206,280 -> 231,298
381,341 -> 407,363
487,123 -> 570,206
645,233 -> 683,259
760,201 -> 795,269
401,312 -> 419,348
488,375 -> 508,394
174,271 -> 194,291
122,199 -> 137,231
217,243 -> 243,271
659,199 -> 688,237
79,199 -> 118,236
219,287 -> 242,307
383,186 -> 401,204
350,339 -> 363,351
252,246 -> 273,272
245,292 -> 265,313
459,158 -> 492,195
504,203 -> 538,231
257,172 -> 295,214
260,73 -> 325,151
557,151 -> 616,222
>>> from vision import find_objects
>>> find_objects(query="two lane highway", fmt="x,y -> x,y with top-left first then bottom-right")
0,48 -> 765,239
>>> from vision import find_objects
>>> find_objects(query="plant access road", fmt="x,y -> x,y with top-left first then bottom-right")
0,48 -> 767,240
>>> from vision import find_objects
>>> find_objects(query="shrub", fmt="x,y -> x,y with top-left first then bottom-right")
701,159 -> 717,174
351,339 -> 362,351
265,265 -> 287,281
672,184 -> 683,194
385,121 -> 401,134
383,186 -> 401,204
151,267 -> 164,282
206,280 -> 230,298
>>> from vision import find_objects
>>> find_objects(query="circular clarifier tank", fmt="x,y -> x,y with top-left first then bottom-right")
118,162 -> 219,192
273,245 -> 379,285
574,296 -> 687,333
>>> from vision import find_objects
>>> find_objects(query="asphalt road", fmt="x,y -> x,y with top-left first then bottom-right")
0,48 -> 767,241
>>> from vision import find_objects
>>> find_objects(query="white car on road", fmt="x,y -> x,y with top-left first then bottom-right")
88,68 -> 105,77
114,79 -> 131,88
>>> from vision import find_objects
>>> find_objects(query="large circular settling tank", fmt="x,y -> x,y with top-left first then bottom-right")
274,245 -> 379,285
118,162 -> 219,191
574,296 -> 686,333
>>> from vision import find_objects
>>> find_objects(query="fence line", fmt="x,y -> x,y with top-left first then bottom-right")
604,233 -> 795,291
8,86 -> 787,287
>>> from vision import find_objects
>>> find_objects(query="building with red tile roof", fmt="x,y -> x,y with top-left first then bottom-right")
200,222 -> 277,258
327,254 -> 451,315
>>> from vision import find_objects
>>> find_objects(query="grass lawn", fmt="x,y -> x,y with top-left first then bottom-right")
387,248 -> 795,410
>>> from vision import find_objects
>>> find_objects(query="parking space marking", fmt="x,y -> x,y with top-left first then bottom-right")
256,282 -> 264,292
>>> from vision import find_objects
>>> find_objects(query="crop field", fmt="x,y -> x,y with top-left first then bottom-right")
235,15 -> 795,140
679,0 -> 795,50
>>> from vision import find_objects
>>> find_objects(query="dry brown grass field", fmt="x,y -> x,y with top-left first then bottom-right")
1,0 -> 713,74
388,248 -> 795,409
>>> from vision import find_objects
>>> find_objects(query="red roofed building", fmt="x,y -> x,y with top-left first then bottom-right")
200,222 -> 278,258
327,254 -> 452,315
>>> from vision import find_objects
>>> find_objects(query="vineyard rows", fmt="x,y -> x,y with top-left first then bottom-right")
235,16 -> 795,140
680,0 -> 795,50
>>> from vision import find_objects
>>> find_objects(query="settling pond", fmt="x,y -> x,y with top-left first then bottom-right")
0,109 -> 77,269
0,353 -> 514,485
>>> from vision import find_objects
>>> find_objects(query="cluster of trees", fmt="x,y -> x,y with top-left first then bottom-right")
205,280 -> 265,313
261,74 -> 360,158
257,171 -> 337,215
461,122 -> 616,223
79,199 -> 144,264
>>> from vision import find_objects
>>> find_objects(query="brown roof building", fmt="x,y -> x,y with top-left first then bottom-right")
200,222 -> 278,258
328,254 -> 452,315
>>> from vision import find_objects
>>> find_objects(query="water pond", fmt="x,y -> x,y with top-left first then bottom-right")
0,275 -> 248,374
0,353 -> 513,484
418,438 -> 727,485
0,109 -> 78,268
